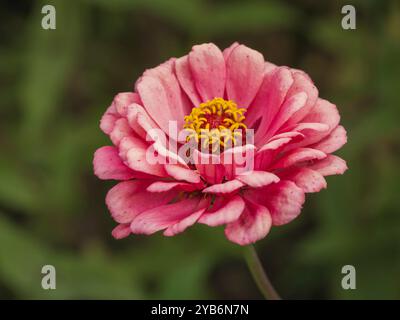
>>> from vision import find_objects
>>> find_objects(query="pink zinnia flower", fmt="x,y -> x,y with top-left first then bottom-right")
93,43 -> 347,245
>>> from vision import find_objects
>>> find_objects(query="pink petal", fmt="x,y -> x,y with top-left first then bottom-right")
150,137 -> 188,167
226,44 -> 265,107
236,171 -> 280,188
308,155 -> 348,176
110,118 -> 134,146
137,59 -> 191,134
175,55 -> 201,107
164,164 -> 201,183
202,179 -> 244,194
311,125 -> 347,154
288,122 -> 330,135
193,150 -> 225,184
225,201 -> 272,246
125,148 -> 167,177
118,136 -> 147,161
262,181 -> 305,226
222,42 -> 240,61
279,167 -> 327,193
299,98 -> 340,145
146,181 -> 200,193
264,61 -> 278,74
112,224 -> 131,239
271,147 -> 326,169
256,132 -> 305,165
163,198 -> 210,236
255,137 -> 294,171
280,123 -> 330,153
132,108 -> 185,168
248,67 -> 294,144
265,92 -> 308,138
127,104 -> 186,169
259,137 -> 293,152
126,103 -> 160,140
267,131 -> 305,141
221,144 -> 256,180
198,195 -> 245,226
189,43 -> 226,101
284,70 -> 318,126
100,104 -> 119,135
106,181 -> 177,224
93,146 -> 136,180
129,106 -> 187,167
255,133 -> 305,171
113,92 -> 141,117
259,132 -> 305,154
118,136 -> 167,177
131,197 -> 205,235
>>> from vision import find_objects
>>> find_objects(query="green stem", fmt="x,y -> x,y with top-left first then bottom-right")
244,245 -> 281,300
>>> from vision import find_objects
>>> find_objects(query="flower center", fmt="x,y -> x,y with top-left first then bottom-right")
183,98 -> 247,151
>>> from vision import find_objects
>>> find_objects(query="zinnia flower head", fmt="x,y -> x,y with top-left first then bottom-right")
93,42 -> 347,245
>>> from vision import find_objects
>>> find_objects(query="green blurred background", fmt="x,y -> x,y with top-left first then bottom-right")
1,0 -> 399,299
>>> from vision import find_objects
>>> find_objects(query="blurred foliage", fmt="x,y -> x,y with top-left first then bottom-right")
0,0 -> 399,299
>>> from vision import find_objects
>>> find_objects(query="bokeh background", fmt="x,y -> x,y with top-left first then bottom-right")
1,0 -> 399,299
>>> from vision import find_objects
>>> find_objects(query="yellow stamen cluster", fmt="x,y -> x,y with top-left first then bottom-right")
183,97 -> 247,151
